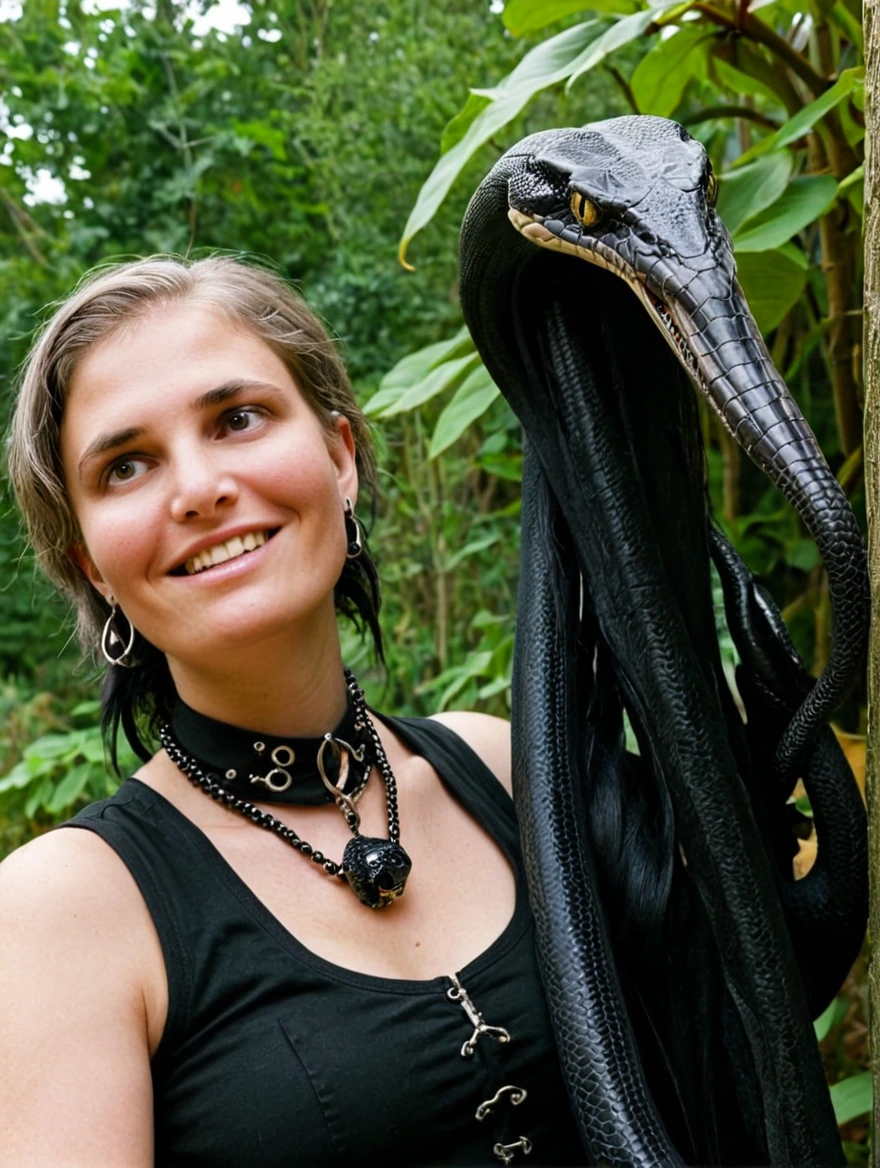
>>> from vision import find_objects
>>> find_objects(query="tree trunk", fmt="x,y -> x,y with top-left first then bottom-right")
862,0 -> 880,1160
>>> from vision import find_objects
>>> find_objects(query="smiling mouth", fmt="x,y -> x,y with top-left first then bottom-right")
170,528 -> 280,576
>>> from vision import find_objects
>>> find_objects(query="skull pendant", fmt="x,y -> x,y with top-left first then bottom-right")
342,835 -> 412,909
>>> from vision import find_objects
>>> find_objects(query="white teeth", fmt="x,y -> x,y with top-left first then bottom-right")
184,530 -> 269,575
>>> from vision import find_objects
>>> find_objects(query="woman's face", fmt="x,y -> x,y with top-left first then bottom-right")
60,302 -> 358,668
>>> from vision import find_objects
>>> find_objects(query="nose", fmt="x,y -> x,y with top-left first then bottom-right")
169,447 -> 239,522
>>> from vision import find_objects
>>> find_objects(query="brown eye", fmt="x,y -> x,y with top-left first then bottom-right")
227,410 -> 253,431
706,170 -> 718,207
569,190 -> 601,227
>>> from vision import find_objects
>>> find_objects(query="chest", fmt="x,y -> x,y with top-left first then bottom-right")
152,895 -> 583,1168
192,752 -> 518,980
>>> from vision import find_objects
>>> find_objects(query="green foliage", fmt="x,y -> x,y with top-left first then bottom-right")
0,680 -> 117,857
398,19 -> 602,265
0,698 -> 136,820
831,1073 -> 872,1127
390,0 -> 866,737
0,0 -> 620,826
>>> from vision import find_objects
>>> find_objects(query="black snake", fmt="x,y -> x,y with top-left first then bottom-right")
458,115 -> 868,1167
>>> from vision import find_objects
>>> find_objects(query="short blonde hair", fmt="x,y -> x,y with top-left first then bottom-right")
7,255 -> 379,658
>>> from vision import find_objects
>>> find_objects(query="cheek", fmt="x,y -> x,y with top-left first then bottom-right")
77,501 -> 162,587
264,435 -> 345,513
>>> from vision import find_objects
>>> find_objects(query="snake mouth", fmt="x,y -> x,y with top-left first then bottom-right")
640,289 -> 701,380
509,206 -> 709,396
640,289 -> 704,388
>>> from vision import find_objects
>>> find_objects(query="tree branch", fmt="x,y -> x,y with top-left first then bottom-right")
694,4 -> 829,95
682,104 -> 780,128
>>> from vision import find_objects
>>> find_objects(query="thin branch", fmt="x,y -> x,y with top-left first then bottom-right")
0,187 -> 46,264
607,65 -> 638,114
694,4 -> 829,95
682,105 -> 780,128
159,49 -> 198,252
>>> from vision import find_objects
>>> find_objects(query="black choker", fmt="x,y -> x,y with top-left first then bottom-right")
170,692 -> 368,807
160,669 -> 412,909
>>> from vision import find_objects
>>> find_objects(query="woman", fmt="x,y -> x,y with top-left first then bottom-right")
0,256 -> 584,1166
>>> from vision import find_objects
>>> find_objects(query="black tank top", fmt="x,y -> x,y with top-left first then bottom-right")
65,715 -> 585,1167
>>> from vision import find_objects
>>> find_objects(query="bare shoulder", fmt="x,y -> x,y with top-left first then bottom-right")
3,824 -> 116,911
0,824 -> 157,1025
0,828 -> 157,1165
428,711 -> 512,795
0,824 -> 160,1005
0,820 -> 142,927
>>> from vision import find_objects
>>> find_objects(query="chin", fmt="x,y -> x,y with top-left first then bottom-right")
165,595 -> 339,662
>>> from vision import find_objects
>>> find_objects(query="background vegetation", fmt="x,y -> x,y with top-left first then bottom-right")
0,0 -> 869,1155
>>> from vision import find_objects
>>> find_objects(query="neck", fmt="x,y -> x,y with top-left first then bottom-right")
166,620 -> 349,737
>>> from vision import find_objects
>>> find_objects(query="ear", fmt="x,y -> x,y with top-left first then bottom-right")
329,413 -> 359,507
69,543 -> 113,604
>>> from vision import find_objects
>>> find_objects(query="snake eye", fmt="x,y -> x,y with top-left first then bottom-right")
705,169 -> 718,208
569,191 -> 601,227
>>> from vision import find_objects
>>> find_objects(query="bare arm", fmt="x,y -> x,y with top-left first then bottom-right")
0,828 -> 161,1167
429,711 -> 512,796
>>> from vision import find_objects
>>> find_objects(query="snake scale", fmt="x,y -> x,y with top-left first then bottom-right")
458,116 -> 869,1167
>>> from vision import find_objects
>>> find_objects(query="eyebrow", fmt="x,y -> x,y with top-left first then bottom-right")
76,379 -> 282,479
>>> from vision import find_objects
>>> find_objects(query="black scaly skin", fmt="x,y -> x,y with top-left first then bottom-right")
709,528 -> 868,1016
515,447 -> 686,1166
459,116 -> 867,1166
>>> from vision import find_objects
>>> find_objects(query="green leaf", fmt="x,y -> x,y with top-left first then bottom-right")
829,1072 -> 872,1127
437,651 -> 494,710
473,17 -> 598,100
566,4 -> 684,92
381,352 -> 480,417
24,776 -> 53,820
443,533 -> 501,571
735,249 -> 807,333
717,153 -> 793,237
478,675 -> 512,700
793,794 -> 813,816
430,364 -> 501,458
399,20 -> 599,264
735,67 -> 864,165
813,995 -> 843,1041
23,732 -> 84,762
503,0 -> 617,35
81,733 -> 109,764
70,700 -> 101,718
712,55 -> 782,106
440,93 -> 492,156
776,241 -> 808,270
838,95 -> 865,148
45,763 -> 91,814
734,175 -> 838,251
838,164 -> 864,217
787,538 -> 820,572
0,759 -> 37,793
232,120 -> 286,161
829,0 -> 862,51
631,26 -> 712,117
364,328 -> 471,415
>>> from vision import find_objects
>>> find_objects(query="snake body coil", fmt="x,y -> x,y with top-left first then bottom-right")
459,116 -> 868,1167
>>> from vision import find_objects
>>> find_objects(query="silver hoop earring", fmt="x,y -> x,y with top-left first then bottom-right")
101,600 -> 137,668
344,496 -> 363,560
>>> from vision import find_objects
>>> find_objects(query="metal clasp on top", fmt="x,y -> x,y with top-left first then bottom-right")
447,973 -> 511,1058
317,734 -> 366,830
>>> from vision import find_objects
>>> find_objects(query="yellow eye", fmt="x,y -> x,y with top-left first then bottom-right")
706,170 -> 718,207
570,191 -> 601,227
